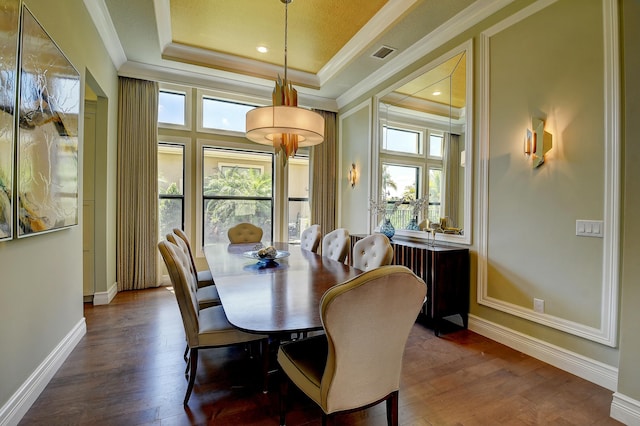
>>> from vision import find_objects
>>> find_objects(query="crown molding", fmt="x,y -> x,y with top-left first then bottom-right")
82,0 -> 127,68
161,42 -> 321,89
118,60 -> 338,112
336,0 -> 514,109
154,0 -> 172,51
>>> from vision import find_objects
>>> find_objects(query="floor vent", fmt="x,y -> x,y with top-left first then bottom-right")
371,45 -> 396,60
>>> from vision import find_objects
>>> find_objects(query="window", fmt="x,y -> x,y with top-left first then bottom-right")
381,163 -> 420,229
202,148 -> 273,244
427,168 -> 442,223
382,125 -> 422,155
158,90 -> 186,126
429,133 -> 443,158
158,143 -> 185,239
378,122 -> 444,230
201,97 -> 256,133
287,156 -> 310,243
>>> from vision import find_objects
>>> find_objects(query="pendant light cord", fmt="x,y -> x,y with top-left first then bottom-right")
284,0 -> 289,83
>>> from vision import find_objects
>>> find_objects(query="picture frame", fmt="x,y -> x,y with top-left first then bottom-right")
17,5 -> 80,237
0,0 -> 21,241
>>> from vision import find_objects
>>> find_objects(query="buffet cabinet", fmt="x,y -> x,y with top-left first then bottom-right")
351,235 -> 470,336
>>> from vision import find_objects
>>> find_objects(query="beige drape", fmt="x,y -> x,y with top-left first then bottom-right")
310,110 -> 337,235
116,77 -> 159,290
443,133 -> 460,228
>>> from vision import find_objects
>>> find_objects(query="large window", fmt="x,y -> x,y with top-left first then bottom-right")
158,143 -> 185,239
202,148 -> 273,244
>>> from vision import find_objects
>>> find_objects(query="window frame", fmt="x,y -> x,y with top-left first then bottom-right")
380,120 -> 426,158
158,83 -> 192,131
198,144 -> 275,249
196,88 -> 266,137
286,154 -> 311,243
377,118 -> 445,232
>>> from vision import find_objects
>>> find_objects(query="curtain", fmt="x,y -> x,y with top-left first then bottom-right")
443,133 -> 460,228
116,77 -> 159,291
309,110 -> 337,236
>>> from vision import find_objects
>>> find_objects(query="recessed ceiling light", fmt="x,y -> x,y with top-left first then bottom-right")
257,46 -> 268,53
432,91 -> 441,96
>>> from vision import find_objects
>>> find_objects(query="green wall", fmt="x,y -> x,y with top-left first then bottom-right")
339,102 -> 372,234
0,0 -> 118,412
338,0 -> 633,393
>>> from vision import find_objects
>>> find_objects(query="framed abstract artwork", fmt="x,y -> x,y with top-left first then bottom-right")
17,6 -> 80,237
0,0 -> 20,241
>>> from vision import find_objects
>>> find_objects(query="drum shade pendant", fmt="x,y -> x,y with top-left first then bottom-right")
245,0 -> 324,162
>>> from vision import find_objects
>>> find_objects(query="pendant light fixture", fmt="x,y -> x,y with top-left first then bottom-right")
245,0 -> 324,162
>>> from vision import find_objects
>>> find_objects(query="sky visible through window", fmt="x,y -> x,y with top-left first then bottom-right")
202,98 -> 255,132
158,91 -> 185,125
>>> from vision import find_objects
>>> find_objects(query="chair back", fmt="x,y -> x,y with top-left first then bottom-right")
166,233 -> 198,291
321,228 -> 350,262
319,265 -> 426,413
300,224 -> 321,253
227,223 -> 263,244
352,234 -> 393,271
158,240 -> 201,347
172,228 -> 198,274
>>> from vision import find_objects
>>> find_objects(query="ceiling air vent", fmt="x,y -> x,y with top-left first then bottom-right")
371,45 -> 396,60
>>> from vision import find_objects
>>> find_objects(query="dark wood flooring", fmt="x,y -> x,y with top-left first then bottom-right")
19,287 -> 620,425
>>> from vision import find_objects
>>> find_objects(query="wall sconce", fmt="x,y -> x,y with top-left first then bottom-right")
348,163 -> 357,188
524,118 -> 553,168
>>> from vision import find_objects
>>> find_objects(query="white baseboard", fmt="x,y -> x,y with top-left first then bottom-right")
0,318 -> 86,426
468,314 -> 618,391
611,392 -> 640,425
93,281 -> 118,305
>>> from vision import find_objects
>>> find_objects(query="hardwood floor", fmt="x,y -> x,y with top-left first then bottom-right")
20,287 -> 620,426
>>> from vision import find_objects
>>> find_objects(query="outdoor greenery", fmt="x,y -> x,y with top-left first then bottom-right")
202,166 -> 272,243
158,182 -> 181,239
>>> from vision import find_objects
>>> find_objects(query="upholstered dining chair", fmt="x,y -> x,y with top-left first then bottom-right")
300,224 -> 321,253
166,232 -> 220,309
321,228 -> 350,263
277,265 -> 427,425
158,240 -> 269,405
172,228 -> 214,288
227,222 -> 263,244
352,234 -> 394,271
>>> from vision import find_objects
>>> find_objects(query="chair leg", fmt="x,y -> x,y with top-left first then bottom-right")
184,348 -> 198,406
279,373 -> 289,426
386,390 -> 399,426
183,344 -> 189,362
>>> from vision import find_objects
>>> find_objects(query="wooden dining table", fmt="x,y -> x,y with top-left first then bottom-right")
203,242 -> 363,335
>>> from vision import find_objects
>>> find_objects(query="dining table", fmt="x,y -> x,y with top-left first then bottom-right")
203,242 -> 363,335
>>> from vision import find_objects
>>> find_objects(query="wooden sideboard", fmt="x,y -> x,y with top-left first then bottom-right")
351,234 -> 470,336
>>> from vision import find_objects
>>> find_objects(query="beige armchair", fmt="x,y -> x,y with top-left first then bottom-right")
277,265 -> 427,425
172,228 -> 214,288
158,240 -> 269,405
352,234 -> 394,271
227,222 -> 263,244
166,232 -> 220,309
321,228 -> 350,263
300,224 -> 321,253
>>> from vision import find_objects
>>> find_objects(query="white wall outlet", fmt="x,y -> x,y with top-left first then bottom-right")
533,298 -> 545,313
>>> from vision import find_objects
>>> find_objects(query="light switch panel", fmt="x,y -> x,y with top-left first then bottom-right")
576,220 -> 604,238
